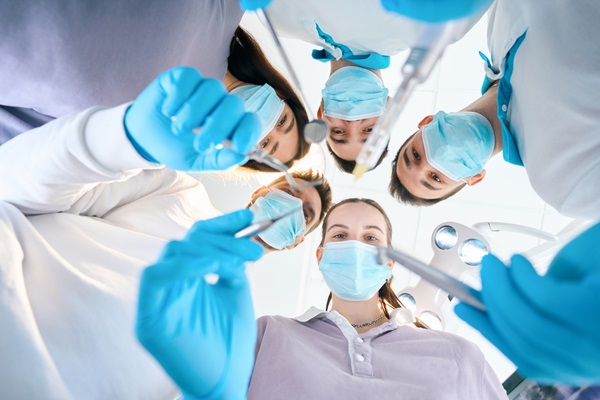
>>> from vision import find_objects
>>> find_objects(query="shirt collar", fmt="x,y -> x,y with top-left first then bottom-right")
295,306 -> 416,329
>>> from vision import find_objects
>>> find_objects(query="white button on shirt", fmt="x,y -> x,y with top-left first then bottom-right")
501,104 -> 508,112
356,337 -> 364,343
356,354 -> 365,362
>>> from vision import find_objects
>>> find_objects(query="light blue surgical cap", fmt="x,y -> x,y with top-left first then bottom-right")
321,66 -> 389,121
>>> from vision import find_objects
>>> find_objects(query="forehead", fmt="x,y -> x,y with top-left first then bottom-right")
326,202 -> 387,231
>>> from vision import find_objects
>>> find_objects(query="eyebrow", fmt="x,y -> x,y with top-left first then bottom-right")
329,137 -> 348,144
284,116 -> 296,134
364,225 -> 385,234
269,141 -> 279,156
403,147 -> 411,169
421,180 -> 439,191
327,223 -> 348,232
305,203 -> 316,226
403,147 -> 441,192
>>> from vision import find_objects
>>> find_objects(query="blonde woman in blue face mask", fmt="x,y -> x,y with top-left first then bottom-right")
135,198 -> 507,399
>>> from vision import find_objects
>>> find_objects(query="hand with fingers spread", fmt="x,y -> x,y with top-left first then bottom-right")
124,67 -> 262,171
455,222 -> 600,386
136,209 -> 264,400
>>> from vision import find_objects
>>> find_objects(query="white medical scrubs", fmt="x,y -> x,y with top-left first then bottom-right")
0,105 -> 220,399
481,0 -> 600,220
265,0 -> 479,67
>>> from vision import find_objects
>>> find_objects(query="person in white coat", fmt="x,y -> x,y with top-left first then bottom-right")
0,69 -> 331,399
389,0 -> 600,221
262,0 -> 483,172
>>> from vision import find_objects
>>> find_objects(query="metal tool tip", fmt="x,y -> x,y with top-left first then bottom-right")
375,247 -> 389,265
304,120 -> 328,144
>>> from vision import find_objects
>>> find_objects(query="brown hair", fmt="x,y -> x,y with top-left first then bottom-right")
268,169 -> 332,234
326,141 -> 389,174
228,27 -> 310,171
319,198 -> 403,319
388,133 -> 465,206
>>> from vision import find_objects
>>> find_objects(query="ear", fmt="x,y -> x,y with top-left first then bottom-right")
250,185 -> 268,198
465,169 -> 486,186
417,115 -> 435,128
387,259 -> 395,270
315,246 -> 324,263
317,100 -> 324,119
286,235 -> 305,250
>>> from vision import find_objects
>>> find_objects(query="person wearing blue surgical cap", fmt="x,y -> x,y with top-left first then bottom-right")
455,222 -> 600,386
240,0 -> 488,173
390,0 -> 600,222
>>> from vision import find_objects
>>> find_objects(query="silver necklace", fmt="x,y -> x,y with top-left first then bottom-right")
351,313 -> 385,329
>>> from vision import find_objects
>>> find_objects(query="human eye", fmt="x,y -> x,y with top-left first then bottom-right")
365,235 -> 378,242
363,127 -> 373,133
412,149 -> 420,161
303,210 -> 309,222
260,138 -> 270,149
431,173 -> 441,183
277,114 -> 287,127
332,233 -> 346,239
332,128 -> 345,135
284,188 -> 293,196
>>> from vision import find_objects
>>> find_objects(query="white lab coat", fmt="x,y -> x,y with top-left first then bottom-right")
484,0 -> 600,220
0,105 -> 220,399
265,0 -> 424,58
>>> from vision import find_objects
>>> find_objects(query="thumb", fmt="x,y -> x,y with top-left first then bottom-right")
158,67 -> 204,118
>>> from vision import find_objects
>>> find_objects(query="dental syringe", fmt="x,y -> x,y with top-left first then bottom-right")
353,18 -> 483,178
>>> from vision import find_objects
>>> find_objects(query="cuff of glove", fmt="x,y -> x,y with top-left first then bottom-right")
84,103 -> 161,173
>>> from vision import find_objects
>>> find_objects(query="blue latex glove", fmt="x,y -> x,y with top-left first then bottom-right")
545,222 -> 600,281
239,0 -> 271,11
381,0 -> 493,23
124,67 -> 262,171
455,223 -> 600,386
136,209 -> 264,400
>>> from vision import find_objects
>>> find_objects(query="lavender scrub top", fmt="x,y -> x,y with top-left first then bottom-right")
248,307 -> 508,400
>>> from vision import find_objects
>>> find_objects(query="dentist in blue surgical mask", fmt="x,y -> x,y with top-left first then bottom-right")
317,61 -> 390,173
246,171 -> 331,252
223,28 -> 312,171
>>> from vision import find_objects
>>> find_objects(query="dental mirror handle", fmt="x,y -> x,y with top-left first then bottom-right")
234,208 -> 297,239
255,9 -> 314,118
234,219 -> 273,239
378,246 -> 486,311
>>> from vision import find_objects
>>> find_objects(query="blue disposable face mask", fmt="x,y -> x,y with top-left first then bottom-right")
231,84 -> 285,140
321,66 -> 389,121
249,189 -> 306,250
319,240 -> 392,301
422,111 -> 495,181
